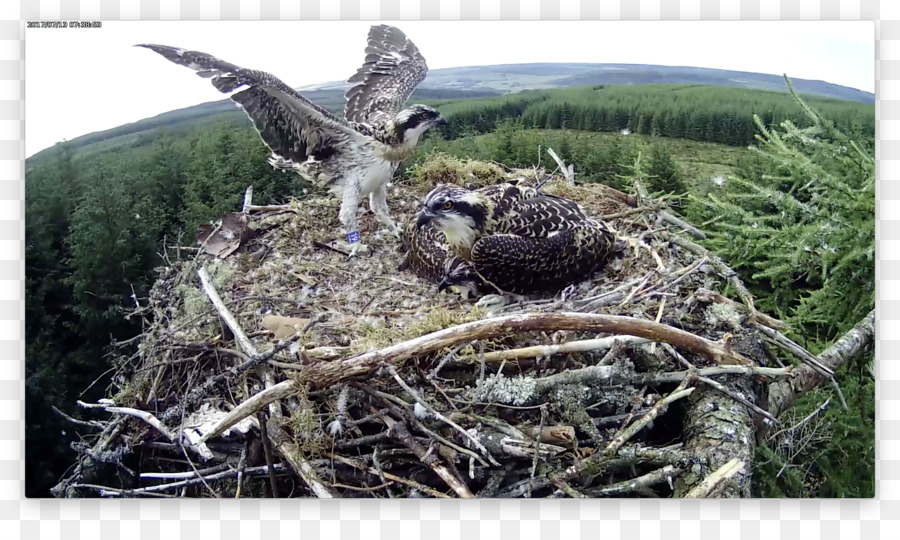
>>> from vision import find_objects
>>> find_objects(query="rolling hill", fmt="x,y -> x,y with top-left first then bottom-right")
27,62 -> 872,165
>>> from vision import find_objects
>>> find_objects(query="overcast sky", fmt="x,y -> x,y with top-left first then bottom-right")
26,20 -> 873,158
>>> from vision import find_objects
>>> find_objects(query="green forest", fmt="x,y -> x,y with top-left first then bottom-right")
25,83 -> 875,497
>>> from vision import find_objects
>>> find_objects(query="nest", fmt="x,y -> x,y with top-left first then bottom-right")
54,155 -> 794,499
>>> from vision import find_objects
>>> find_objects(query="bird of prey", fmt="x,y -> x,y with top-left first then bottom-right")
414,183 -> 615,299
402,182 -> 549,300
399,220 -> 483,299
138,25 -> 445,256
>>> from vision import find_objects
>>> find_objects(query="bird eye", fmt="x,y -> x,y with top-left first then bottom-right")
442,201 -> 453,210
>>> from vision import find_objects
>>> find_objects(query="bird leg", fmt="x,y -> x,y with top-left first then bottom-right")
338,185 -> 368,257
369,184 -> 401,240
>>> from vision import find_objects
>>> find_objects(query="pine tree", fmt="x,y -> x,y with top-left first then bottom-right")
646,141 -> 686,194
692,77 -> 874,340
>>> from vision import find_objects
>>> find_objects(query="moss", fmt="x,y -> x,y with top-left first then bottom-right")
408,152 -> 506,191
352,306 -> 486,352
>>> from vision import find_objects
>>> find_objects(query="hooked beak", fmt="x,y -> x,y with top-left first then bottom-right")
416,210 -> 434,230
436,115 -> 448,127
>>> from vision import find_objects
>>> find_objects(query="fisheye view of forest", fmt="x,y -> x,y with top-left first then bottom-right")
26,62 -> 875,499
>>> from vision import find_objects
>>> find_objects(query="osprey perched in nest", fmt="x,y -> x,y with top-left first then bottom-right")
138,25 -> 444,256
400,183 -> 540,298
413,183 -> 616,300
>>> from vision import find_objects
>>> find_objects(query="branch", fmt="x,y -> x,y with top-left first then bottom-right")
683,458 -> 744,498
768,309 -> 874,418
302,312 -> 753,389
467,335 -> 650,364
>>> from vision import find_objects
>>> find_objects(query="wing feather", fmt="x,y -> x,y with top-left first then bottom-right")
344,25 -> 428,127
138,44 -> 363,165
471,226 -> 614,295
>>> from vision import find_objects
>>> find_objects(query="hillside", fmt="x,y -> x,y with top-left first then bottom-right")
27,62 -> 872,164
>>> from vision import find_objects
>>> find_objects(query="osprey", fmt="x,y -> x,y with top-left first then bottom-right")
138,25 -> 445,256
400,182 -> 540,298
415,183 -> 616,297
399,220 -> 483,299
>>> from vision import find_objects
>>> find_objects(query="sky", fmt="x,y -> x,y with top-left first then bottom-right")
25,20 -> 873,158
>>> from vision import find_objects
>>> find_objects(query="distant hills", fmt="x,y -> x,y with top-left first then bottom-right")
307,62 -> 874,103
27,62 -> 873,164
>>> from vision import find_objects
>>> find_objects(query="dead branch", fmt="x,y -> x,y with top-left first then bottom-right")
468,335 -> 650,364
694,288 -> 788,330
591,465 -> 683,497
605,377 -> 695,454
768,309 -> 874,418
266,418 -> 336,498
303,312 -> 754,389
684,458 -> 744,498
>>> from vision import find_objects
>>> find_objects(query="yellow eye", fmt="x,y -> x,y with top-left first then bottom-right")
442,201 -> 453,210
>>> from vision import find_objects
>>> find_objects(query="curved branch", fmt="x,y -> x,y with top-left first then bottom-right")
302,312 -> 752,389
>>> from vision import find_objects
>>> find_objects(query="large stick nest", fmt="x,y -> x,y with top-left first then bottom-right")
56,154 -> 783,499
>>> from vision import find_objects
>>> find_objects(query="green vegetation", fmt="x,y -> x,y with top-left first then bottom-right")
25,82 -> 874,497
436,85 -> 874,147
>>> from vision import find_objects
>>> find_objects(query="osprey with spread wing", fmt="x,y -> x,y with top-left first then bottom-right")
413,183 -> 616,297
138,25 -> 444,256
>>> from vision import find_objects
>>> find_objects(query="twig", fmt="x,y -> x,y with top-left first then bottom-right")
592,465 -> 683,496
198,266 -> 257,355
257,411 -> 280,498
382,416 -> 474,498
328,454 -> 451,498
684,458 -> 744,498
605,378 -> 695,455
695,375 -> 779,425
694,288 -> 788,330
385,365 -> 500,467
266,418 -> 336,498
242,186 -> 253,213
466,335 -> 650,364
527,405 -> 548,498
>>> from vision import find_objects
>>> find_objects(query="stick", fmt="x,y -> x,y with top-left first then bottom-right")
302,311 -> 754,388
684,458 -> 744,498
266,418 -> 336,498
694,288 -> 788,330
242,186 -> 253,213
605,378 -> 696,455
592,465 -> 683,496
198,266 -> 257,355
695,375 -> 779,425
768,309 -> 874,418
383,416 -> 474,498
199,380 -> 298,443
328,454 -> 451,498
385,365 -> 500,467
467,335 -> 650,364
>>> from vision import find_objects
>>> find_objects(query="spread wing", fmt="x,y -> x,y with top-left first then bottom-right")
344,25 -> 428,127
138,44 -> 365,166
471,226 -> 615,295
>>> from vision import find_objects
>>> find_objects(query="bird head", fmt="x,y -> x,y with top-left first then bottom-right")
395,104 -> 447,144
438,256 -> 482,300
416,184 -> 487,254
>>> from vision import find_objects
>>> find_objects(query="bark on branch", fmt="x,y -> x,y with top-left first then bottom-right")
302,312 -> 753,389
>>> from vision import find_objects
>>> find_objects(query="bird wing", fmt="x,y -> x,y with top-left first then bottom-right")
138,44 -> 365,166
471,226 -> 614,295
503,195 -> 594,238
400,220 -> 448,283
344,25 -> 428,127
